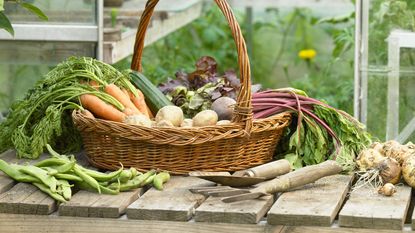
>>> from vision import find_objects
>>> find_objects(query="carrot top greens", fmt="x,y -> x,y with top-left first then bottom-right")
0,57 -> 135,159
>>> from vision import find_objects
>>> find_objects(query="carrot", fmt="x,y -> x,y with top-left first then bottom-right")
89,80 -> 100,90
123,107 -> 135,116
146,104 -> 154,119
128,89 -> 150,118
105,84 -> 140,114
80,94 -> 126,122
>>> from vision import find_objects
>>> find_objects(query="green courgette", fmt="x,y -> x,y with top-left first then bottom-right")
130,71 -> 173,114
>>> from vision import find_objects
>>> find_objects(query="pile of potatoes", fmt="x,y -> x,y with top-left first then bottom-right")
124,105 -> 232,128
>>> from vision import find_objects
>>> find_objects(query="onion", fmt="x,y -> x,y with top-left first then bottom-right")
377,158 -> 401,184
356,149 -> 385,171
369,142 -> 384,155
383,141 -> 412,165
402,155 -> 415,188
378,183 -> 396,196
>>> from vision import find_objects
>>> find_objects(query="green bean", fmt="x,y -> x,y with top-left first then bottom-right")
33,182 -> 67,203
153,172 -> 170,190
73,165 -> 101,194
81,165 -> 124,182
108,170 -> 156,191
34,157 -> 66,167
41,167 -> 58,176
18,165 -> 58,193
46,144 -> 71,161
0,160 -> 39,183
75,181 -> 119,195
54,160 -> 75,173
130,167 -> 140,178
57,180 -> 72,201
53,173 -> 82,182
118,169 -> 132,183
141,174 -> 156,187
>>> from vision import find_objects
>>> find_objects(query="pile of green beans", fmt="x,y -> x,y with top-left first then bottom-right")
0,144 -> 170,202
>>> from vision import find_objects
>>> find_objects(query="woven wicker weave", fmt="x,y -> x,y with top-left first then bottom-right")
72,0 -> 291,174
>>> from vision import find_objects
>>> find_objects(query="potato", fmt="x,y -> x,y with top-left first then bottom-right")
211,97 -> 236,121
156,119 -> 174,127
124,114 -> 152,127
181,119 -> 193,127
192,110 -> 218,127
155,106 -> 184,127
216,120 -> 231,126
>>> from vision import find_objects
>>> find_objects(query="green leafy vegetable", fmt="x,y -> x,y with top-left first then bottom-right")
158,56 -> 260,117
252,88 -> 372,172
0,57 -> 135,159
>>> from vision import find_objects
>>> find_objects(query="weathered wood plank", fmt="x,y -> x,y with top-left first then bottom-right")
339,184 -> 412,230
0,183 -> 39,214
0,175 -> 15,194
59,189 -> 141,218
267,175 -> 352,226
194,195 -> 274,224
281,225 -> 412,233
88,189 -> 141,218
0,214 -> 283,233
18,188 -> 56,215
59,190 -> 101,217
126,176 -> 212,221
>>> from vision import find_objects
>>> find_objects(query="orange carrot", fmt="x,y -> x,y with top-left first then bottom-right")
123,107 -> 135,116
146,104 -> 154,119
105,84 -> 140,114
128,89 -> 150,118
80,94 -> 126,122
89,80 -> 100,90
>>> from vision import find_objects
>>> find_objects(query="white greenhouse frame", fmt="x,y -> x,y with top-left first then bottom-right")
354,0 -> 415,143
0,0 -> 104,60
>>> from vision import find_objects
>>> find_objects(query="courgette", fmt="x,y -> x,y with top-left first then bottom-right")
130,71 -> 173,114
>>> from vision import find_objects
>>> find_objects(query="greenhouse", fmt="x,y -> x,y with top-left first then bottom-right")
0,0 -> 414,232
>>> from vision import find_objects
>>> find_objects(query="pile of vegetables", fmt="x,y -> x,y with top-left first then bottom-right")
251,88 -> 372,172
355,140 -> 415,196
158,56 -> 260,118
155,57 -> 373,172
0,145 -> 170,202
0,57 -> 158,159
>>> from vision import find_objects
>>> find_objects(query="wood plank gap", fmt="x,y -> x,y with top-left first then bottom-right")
267,175 -> 353,227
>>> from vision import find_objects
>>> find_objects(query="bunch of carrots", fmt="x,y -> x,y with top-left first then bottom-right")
0,57 -> 155,159
80,80 -> 152,123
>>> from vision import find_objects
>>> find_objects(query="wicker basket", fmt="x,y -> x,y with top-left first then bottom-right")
72,0 -> 292,174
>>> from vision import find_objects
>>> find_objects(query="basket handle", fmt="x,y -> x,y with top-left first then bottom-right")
131,0 -> 252,134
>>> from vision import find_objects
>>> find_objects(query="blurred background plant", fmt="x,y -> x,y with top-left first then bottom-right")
115,1 -> 356,114
0,0 -> 48,35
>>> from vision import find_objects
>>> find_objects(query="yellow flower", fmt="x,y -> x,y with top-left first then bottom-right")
298,49 -> 317,60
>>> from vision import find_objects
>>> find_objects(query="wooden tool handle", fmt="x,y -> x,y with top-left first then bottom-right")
255,160 -> 342,194
233,159 -> 292,179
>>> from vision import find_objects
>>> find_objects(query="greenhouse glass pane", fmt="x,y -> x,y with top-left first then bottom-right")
0,41 -> 96,112
3,0 -> 96,25
360,0 -> 415,142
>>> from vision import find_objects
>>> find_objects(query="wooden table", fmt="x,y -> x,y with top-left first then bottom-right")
0,150 -> 414,233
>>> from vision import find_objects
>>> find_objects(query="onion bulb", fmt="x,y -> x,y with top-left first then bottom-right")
402,155 -> 415,188
377,157 -> 401,184
356,148 -> 385,171
378,183 -> 396,196
370,142 -> 384,155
